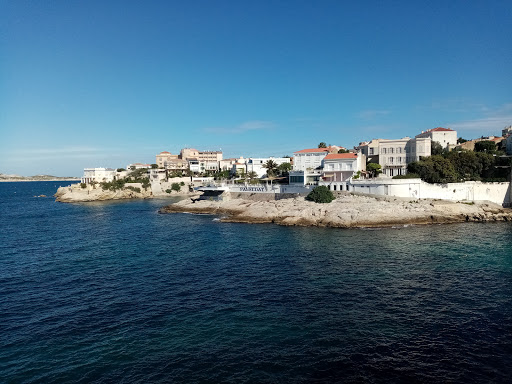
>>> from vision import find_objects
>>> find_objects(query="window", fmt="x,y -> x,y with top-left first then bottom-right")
369,148 -> 374,155
390,148 -> 394,154
382,148 -> 387,154
389,157 -> 393,164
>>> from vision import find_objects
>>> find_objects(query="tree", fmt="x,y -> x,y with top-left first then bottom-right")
277,162 -> 292,175
247,171 -> 258,180
338,148 -> 350,153
407,155 -> 457,183
431,141 -> 445,156
171,183 -> 181,192
318,142 -> 327,148
263,160 -> 279,177
151,164 -> 158,169
445,150 -> 482,181
366,163 -> 382,178
474,140 -> 496,153
457,137 -> 468,144
306,186 -> 335,203
117,168 -> 126,172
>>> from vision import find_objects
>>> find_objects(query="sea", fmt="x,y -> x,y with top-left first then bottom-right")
1,181 -> 512,383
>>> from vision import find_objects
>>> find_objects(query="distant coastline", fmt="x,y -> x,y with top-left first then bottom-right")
0,174 -> 80,182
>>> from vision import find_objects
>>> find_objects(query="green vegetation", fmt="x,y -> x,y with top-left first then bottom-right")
278,162 -> 292,175
306,185 -> 335,203
80,183 -> 87,189
100,179 -> 126,191
392,173 -> 420,179
338,148 -> 350,153
474,140 -> 496,153
126,186 -> 141,193
408,150 -> 510,183
171,183 -> 181,192
366,163 -> 382,178
180,181 -> 185,186
352,171 -> 361,180
116,168 -> 126,172
318,142 -> 327,148
151,164 -> 158,169
431,141 -> 446,156
263,160 -> 279,177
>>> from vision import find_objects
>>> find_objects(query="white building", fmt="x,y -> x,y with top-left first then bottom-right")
81,168 -> 116,183
246,157 -> 291,178
318,153 -> 366,191
127,163 -> 151,170
292,148 -> 330,172
415,127 -> 457,149
358,137 -> 431,177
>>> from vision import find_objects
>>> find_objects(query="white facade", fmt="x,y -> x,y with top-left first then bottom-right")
127,163 -> 151,170
293,148 -> 330,172
358,137 -> 431,177
81,168 -> 116,183
246,157 -> 291,178
319,153 -> 366,188
350,178 -> 511,206
415,127 -> 457,148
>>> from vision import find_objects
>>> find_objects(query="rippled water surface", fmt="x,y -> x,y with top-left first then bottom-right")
1,181 -> 512,383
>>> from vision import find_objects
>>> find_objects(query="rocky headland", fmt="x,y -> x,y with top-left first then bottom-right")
159,194 -> 512,228
54,183 -> 199,203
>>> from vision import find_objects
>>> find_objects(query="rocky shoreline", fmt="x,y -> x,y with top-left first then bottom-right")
54,183 -> 199,203
159,194 -> 512,228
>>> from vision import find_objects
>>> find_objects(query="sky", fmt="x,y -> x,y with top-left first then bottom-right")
1,0 -> 511,176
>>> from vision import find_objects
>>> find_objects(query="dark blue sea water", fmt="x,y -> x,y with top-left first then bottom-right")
1,181 -> 512,383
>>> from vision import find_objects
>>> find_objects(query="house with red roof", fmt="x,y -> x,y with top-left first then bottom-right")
289,147 -> 365,186
318,153 -> 366,191
415,127 -> 457,148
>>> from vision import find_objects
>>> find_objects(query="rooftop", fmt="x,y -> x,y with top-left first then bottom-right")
324,153 -> 358,160
294,148 -> 330,154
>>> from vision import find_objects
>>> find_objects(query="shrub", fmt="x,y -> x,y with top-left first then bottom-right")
80,183 -> 87,189
126,186 -> 141,193
306,186 -> 335,203
165,189 -> 172,194
392,173 -> 420,179
180,181 -> 185,186
171,183 -> 181,192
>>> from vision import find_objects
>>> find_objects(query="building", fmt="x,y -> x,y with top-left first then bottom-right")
180,148 -> 223,173
357,137 -> 431,177
81,168 -> 116,183
219,158 -> 242,171
506,135 -> 512,155
502,126 -> 512,137
319,153 -> 366,191
155,151 -> 179,168
458,136 -> 505,152
415,127 -> 457,149
164,158 -> 189,172
127,163 -> 151,170
289,148 -> 330,185
245,157 -> 291,178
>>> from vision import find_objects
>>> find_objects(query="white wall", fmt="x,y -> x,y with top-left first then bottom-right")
350,179 -> 511,206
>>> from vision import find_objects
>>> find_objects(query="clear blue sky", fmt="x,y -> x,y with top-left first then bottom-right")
1,0 -> 511,176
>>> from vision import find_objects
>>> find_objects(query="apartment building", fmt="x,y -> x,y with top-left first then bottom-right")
415,127 -> 457,148
358,137 -> 431,177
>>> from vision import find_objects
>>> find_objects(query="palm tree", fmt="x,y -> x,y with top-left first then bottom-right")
263,160 -> 278,177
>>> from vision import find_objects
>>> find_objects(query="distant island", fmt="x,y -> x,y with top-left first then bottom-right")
0,173 -> 80,182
